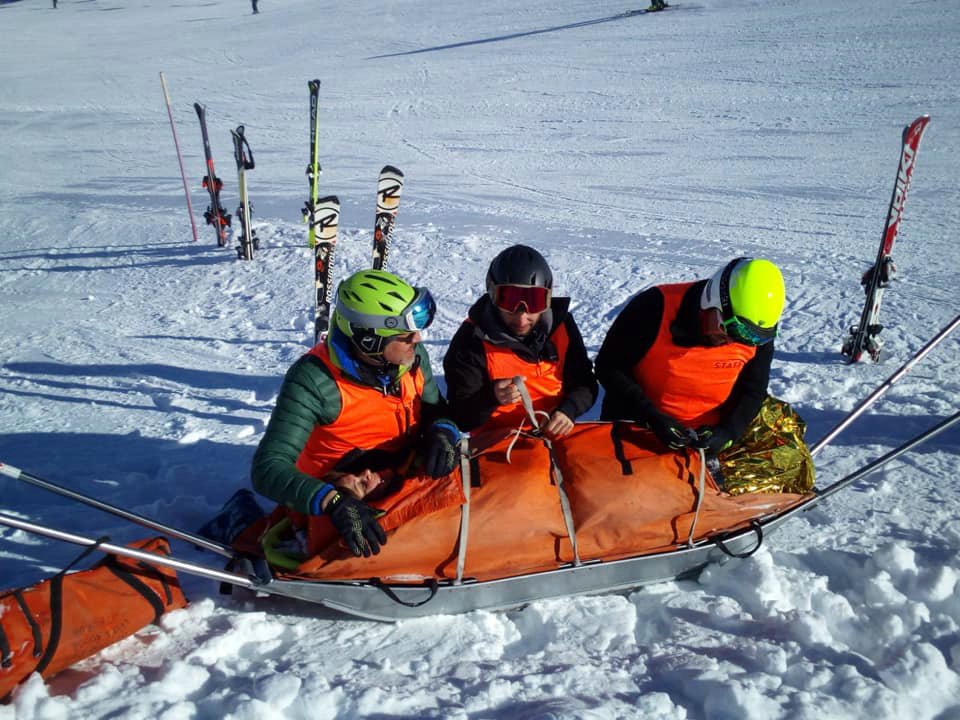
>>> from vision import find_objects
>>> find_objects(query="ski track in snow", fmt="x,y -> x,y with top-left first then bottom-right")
1,0 -> 959,717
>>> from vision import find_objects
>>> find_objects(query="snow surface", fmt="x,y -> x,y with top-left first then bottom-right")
1,0 -> 959,716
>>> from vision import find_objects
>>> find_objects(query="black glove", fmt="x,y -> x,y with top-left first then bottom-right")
325,492 -> 387,558
422,421 -> 461,478
693,425 -> 734,454
647,412 -> 698,450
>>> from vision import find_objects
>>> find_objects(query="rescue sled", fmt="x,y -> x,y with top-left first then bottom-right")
2,410 -> 957,622
219,420 -> 810,621
1,314 -> 957,624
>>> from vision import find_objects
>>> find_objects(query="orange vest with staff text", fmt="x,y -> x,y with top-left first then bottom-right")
632,282 -> 756,427
482,321 -> 570,429
294,344 -> 426,479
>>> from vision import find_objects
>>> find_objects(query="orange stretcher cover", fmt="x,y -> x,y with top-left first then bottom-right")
251,423 -> 809,584
0,537 -> 188,700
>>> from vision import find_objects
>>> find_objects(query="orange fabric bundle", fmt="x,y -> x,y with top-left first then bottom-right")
553,423 -> 806,562
0,537 -> 188,700
254,422 -> 809,585
289,434 -> 568,582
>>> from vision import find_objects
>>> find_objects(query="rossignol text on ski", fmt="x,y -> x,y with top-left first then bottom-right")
371,165 -> 404,270
193,103 -> 231,246
303,79 -> 322,249
230,125 -> 259,261
312,196 -> 340,343
841,115 -> 930,363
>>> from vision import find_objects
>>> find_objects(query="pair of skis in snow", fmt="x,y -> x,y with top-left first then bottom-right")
193,103 -> 259,261
303,79 -> 405,343
841,115 -> 930,363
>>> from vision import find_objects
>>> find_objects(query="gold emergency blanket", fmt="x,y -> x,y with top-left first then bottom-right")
718,396 -> 816,495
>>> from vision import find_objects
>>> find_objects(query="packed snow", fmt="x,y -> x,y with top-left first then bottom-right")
1,0 -> 959,717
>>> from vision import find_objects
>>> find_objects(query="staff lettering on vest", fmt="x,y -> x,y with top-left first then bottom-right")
632,283 -> 756,427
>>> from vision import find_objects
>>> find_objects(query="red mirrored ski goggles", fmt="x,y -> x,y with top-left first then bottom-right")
491,284 -> 552,314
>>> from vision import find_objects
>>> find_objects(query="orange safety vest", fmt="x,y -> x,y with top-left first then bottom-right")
295,344 -> 426,480
482,321 -> 570,429
632,282 -> 756,427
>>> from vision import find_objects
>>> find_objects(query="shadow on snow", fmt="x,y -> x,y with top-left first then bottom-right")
368,9 -> 659,60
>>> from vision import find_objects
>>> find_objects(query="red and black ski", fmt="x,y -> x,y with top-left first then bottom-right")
842,115 -> 930,363
194,103 -> 231,247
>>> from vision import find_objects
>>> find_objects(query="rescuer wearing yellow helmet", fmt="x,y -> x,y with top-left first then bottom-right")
595,258 -> 811,492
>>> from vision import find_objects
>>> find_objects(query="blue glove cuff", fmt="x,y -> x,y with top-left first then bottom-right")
309,482 -> 338,515
432,420 -> 461,442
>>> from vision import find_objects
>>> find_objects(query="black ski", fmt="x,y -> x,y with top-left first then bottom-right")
303,79 -> 322,248
193,103 -> 231,247
371,165 -> 404,270
231,125 -> 259,261
842,115 -> 931,363
311,196 -> 340,343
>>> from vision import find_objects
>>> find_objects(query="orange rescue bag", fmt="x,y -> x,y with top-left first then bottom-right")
0,537 -> 188,700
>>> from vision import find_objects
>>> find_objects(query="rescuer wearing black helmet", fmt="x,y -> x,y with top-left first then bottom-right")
443,244 -> 597,437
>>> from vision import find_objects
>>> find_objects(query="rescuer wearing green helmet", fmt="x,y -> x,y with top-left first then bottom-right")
252,269 -> 460,557
595,258 -> 813,493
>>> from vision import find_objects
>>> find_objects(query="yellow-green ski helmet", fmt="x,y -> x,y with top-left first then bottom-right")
332,269 -> 436,356
701,257 -> 785,345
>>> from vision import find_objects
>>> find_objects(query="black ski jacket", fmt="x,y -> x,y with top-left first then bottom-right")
443,295 -> 598,431
594,281 -> 773,442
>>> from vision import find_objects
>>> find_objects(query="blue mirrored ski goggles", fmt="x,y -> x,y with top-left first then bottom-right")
339,286 -> 437,335
401,287 -> 437,332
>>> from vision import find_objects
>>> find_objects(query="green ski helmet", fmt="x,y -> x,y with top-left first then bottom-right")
700,257 -> 785,345
332,269 -> 436,356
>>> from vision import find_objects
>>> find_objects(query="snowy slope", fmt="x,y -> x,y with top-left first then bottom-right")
1,0 -> 959,716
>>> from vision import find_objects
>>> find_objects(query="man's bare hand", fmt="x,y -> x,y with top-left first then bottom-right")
542,410 -> 574,438
493,377 -> 522,405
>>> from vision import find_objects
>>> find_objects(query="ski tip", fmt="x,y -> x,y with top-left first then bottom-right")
0,462 -> 23,480
380,165 -> 404,177
317,195 -> 340,205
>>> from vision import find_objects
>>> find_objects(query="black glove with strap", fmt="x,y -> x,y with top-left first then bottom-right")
421,421 -> 461,478
693,425 -> 734,454
325,491 -> 387,558
647,411 -> 698,450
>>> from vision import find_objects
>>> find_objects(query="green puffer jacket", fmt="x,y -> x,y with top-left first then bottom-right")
251,343 -> 450,514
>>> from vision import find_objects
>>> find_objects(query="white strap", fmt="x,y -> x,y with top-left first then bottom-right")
513,376 -> 581,566
686,448 -> 707,547
454,433 -> 472,585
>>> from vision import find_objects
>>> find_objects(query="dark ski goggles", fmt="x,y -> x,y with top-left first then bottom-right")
492,284 -> 552,314
721,314 -> 777,346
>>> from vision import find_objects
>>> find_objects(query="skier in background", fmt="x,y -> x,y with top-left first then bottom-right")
595,257 -> 814,494
251,270 -> 461,558
444,244 -> 597,438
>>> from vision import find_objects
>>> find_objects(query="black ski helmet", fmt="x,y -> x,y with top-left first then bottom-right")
485,244 -> 553,301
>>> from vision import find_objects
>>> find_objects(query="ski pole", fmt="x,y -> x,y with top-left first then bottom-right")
813,410 -> 960,502
159,72 -> 200,243
0,511 -> 254,588
810,312 -> 960,457
0,460 -> 235,558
